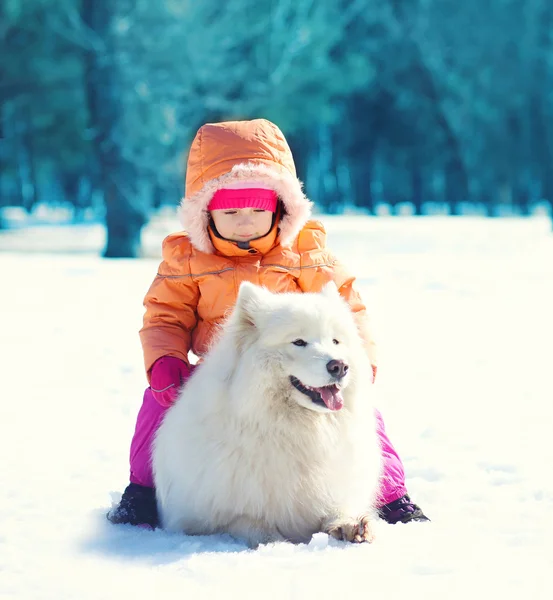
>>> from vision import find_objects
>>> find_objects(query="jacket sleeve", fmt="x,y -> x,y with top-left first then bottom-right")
139,233 -> 200,380
296,221 -> 378,366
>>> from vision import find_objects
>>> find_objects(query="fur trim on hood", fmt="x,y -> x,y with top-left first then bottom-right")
179,119 -> 312,254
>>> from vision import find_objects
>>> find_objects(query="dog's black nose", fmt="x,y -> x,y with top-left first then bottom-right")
326,359 -> 348,379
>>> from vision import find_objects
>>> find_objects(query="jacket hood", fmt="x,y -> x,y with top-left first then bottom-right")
179,119 -> 312,254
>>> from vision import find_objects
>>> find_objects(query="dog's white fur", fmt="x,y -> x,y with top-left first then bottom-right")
153,282 -> 382,547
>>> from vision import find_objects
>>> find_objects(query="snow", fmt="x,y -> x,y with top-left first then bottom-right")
1,215 -> 552,600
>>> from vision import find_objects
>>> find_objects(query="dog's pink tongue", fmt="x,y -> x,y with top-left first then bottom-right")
318,386 -> 344,411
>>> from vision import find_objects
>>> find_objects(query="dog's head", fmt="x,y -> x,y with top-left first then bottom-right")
227,281 -> 369,414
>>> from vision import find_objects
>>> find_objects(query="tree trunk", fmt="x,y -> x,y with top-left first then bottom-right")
482,185 -> 497,217
531,3 -> 553,229
14,108 -> 38,213
288,131 -> 309,186
350,156 -> 375,214
0,105 -> 6,229
411,161 -> 423,215
318,123 -> 339,211
445,157 -> 469,216
513,183 -> 531,216
81,0 -> 148,257
104,189 -> 145,257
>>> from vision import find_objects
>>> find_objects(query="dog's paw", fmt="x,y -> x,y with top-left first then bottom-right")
324,515 -> 375,543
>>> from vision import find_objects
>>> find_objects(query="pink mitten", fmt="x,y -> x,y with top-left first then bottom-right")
150,356 -> 190,407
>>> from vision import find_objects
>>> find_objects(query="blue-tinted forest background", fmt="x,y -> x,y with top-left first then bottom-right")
1,0 -> 552,256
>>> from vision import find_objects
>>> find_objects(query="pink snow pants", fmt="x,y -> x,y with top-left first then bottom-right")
129,388 -> 407,508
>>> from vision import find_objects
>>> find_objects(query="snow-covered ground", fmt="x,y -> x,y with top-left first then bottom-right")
1,215 -> 552,600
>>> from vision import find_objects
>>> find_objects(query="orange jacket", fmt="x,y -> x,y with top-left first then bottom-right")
139,119 -> 377,377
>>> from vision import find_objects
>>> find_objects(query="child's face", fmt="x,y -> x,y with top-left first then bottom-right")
210,208 -> 273,242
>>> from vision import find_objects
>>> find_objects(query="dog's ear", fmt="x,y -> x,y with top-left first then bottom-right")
233,282 -> 272,331
320,281 -> 340,300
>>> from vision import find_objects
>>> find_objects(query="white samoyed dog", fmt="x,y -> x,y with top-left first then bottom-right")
153,281 -> 382,547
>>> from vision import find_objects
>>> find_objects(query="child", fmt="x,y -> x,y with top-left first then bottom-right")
107,118 -> 429,529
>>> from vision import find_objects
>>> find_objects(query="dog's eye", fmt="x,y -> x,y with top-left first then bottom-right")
292,339 -> 308,347
332,339 -> 340,345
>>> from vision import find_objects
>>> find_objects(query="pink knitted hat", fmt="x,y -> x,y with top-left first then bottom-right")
207,188 -> 278,212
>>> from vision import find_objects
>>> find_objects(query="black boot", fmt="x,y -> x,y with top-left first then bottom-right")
378,494 -> 430,524
107,483 -> 159,528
